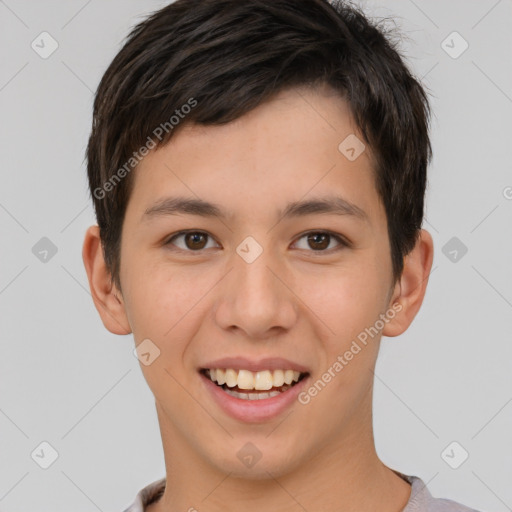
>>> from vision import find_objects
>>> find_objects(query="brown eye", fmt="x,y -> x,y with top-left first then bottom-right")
294,231 -> 347,252
184,232 -> 207,250
307,233 -> 330,250
165,231 -> 218,251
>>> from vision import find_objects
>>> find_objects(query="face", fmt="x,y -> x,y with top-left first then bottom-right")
116,85 -> 399,478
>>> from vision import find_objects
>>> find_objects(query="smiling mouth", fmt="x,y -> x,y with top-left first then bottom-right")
200,368 -> 309,400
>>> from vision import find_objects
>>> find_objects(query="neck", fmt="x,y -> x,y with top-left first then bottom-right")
148,397 -> 411,512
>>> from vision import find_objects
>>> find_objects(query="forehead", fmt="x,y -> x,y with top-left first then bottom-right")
127,85 -> 382,222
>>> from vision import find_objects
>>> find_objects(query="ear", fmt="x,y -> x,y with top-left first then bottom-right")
82,225 -> 132,335
382,229 -> 434,337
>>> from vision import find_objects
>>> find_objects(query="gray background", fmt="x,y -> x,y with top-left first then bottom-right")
1,0 -> 511,510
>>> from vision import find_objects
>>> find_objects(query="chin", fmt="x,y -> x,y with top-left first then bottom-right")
207,440 -> 306,481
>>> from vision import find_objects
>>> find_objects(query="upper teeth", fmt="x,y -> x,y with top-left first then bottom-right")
206,368 -> 302,390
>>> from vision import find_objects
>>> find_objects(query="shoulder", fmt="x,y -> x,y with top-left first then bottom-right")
423,497 -> 482,512
399,472 -> 482,512
122,477 -> 166,512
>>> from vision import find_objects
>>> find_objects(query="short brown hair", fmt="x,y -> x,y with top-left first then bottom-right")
86,0 -> 432,291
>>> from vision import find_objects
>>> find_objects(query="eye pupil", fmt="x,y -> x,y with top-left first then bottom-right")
308,233 -> 329,250
186,232 -> 207,249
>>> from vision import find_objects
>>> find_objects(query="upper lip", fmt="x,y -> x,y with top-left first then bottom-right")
199,356 -> 310,374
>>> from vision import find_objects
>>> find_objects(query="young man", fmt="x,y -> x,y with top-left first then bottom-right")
82,1 -> 481,510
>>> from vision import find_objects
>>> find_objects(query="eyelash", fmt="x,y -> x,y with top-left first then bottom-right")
163,230 -> 350,254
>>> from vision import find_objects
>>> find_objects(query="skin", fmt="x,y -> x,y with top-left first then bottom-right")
83,84 -> 434,512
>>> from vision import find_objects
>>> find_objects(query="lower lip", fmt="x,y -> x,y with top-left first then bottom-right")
199,371 -> 309,423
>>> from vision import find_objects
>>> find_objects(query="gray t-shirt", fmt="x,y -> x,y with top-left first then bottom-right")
122,471 -> 482,511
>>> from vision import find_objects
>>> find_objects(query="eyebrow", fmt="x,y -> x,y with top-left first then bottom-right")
142,195 -> 369,223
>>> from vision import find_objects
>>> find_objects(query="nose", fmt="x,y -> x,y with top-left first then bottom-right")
213,247 -> 298,340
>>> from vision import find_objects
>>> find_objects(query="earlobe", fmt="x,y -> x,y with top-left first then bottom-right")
82,225 -> 132,335
382,229 -> 434,337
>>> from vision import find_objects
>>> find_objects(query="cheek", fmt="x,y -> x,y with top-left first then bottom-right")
120,253 -> 191,340
119,249 -> 173,396
121,256 -> 224,370
300,262 -> 388,340
300,273 -> 383,418
123,264 -> 204,398
297,262 -> 388,409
